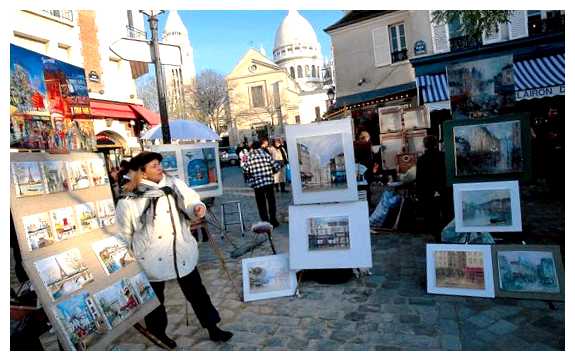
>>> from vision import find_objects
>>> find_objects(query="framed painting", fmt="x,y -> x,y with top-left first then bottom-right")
12,161 -> 47,197
289,201 -> 372,270
286,118 -> 358,205
93,279 -> 140,329
443,113 -> 532,185
403,107 -> 430,130
66,160 -> 92,190
406,129 -> 427,155
75,202 -> 100,233
128,272 -> 157,304
41,160 -> 68,193
89,158 -> 109,186
92,236 -> 135,275
491,245 -> 564,301
157,150 -> 179,178
22,212 -> 58,250
241,254 -> 297,302
426,244 -> 495,298
96,199 -> 116,227
50,206 -> 78,241
453,181 -> 522,233
447,55 -> 515,120
379,133 -> 403,170
378,106 -> 402,133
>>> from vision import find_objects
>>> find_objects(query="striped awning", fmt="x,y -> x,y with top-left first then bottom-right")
416,53 -> 565,105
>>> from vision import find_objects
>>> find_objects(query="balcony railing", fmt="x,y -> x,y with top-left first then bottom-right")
126,25 -> 146,40
42,10 -> 74,22
391,49 -> 408,63
449,35 -> 482,52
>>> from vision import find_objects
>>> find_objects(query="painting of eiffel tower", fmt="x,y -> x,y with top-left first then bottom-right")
11,161 -> 46,196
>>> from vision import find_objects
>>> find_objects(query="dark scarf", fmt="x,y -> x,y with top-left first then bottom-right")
123,178 -> 191,227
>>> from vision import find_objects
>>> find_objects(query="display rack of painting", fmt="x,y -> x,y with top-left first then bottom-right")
10,151 -> 159,351
150,142 -> 223,199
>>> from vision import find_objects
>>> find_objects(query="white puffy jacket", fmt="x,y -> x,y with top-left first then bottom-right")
115,175 -> 206,282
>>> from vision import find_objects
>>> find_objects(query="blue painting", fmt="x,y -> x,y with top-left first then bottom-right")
497,251 -> 560,293
159,151 -> 178,177
55,292 -> 101,350
182,148 -> 217,187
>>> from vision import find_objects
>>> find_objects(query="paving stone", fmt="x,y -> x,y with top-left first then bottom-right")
399,314 -> 421,324
440,335 -> 462,351
466,313 -> 497,328
439,319 -> 460,336
486,319 -> 518,336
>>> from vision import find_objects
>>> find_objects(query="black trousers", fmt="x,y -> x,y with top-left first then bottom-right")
145,268 -> 221,335
254,184 -> 277,223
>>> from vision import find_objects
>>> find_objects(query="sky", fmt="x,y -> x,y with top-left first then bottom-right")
146,10 -> 344,75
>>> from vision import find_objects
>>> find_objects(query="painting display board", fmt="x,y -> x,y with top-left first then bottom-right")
10,151 -> 159,351
150,142 -> 223,199
453,181 -> 522,233
491,245 -> 564,301
286,118 -> 358,205
442,113 -> 532,185
289,201 -> 372,270
242,254 -> 298,302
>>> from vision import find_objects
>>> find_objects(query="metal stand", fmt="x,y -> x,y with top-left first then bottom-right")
219,201 -> 246,239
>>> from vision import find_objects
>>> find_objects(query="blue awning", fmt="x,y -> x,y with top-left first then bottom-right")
416,53 -> 565,105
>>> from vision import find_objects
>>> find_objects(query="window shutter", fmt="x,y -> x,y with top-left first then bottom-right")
482,23 -> 502,45
429,11 -> 450,53
372,27 -> 391,67
508,10 -> 528,40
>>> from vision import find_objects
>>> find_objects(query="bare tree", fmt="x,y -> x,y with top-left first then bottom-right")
188,69 -> 229,134
135,73 -> 159,113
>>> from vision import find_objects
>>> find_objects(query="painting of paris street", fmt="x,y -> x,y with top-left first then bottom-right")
247,257 -> 292,294
297,134 -> 347,192
89,158 -> 109,186
67,160 -> 92,190
23,212 -> 57,250
92,236 -> 135,275
54,292 -> 103,350
454,120 -> 523,176
41,160 -> 68,193
96,199 -> 116,227
75,202 -> 99,233
128,272 -> 156,304
93,279 -> 140,328
50,207 -> 78,241
461,189 -> 512,227
307,216 -> 350,251
34,248 -> 94,301
434,251 -> 486,290
497,251 -> 560,294
12,161 -> 46,197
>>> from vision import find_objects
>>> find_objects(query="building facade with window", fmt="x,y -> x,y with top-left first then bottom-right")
226,48 -> 301,145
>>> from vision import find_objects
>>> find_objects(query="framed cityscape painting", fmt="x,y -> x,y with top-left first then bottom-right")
242,254 -> 297,302
50,206 -> 78,241
286,118 -> 358,205
41,160 -> 68,193
96,199 -> 116,227
378,106 -> 402,133
379,132 -> 403,170
92,236 -> 135,275
426,244 -> 495,298
128,272 -> 156,304
93,279 -> 140,329
75,202 -> 100,233
443,114 -> 532,185
289,201 -> 372,270
66,160 -> 92,190
22,212 -> 57,250
11,161 -> 46,197
89,158 -> 109,186
453,181 -> 522,233
491,245 -> 564,301
158,150 -> 179,177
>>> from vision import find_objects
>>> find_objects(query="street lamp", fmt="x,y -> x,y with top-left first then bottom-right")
327,87 -> 335,112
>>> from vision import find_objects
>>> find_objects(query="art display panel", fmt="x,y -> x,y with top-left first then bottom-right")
286,118 -> 358,205
242,254 -> 297,302
453,181 -> 522,233
491,245 -> 564,301
426,244 -> 495,298
289,201 -> 372,270
92,236 -> 135,275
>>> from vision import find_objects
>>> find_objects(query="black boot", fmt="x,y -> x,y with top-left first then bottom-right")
280,182 -> 289,193
208,325 -> 233,342
151,332 -> 178,349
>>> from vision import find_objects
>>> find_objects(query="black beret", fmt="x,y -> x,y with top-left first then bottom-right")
129,151 -> 163,171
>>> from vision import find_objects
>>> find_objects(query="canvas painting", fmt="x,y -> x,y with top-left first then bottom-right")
128,272 -> 156,304
12,161 -> 46,197
378,106 -> 402,132
89,158 -> 109,186
96,199 -> 116,227
22,212 -> 57,250
289,201 -> 372,270
406,130 -> 426,155
50,207 -> 78,241
286,118 -> 358,205
75,202 -> 99,233
159,151 -> 178,177
41,160 -> 68,193
403,107 -> 430,130
34,248 -> 94,300
242,254 -> 297,302
54,292 -> 104,350
182,147 -> 218,189
92,236 -> 135,275
454,120 -> 523,176
426,244 -> 494,298
94,279 -> 140,329
454,181 -> 522,233
307,216 -> 350,251
447,55 -> 515,119
67,160 -> 92,190
379,134 -> 403,169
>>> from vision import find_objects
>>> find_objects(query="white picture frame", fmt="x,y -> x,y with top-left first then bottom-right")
241,254 -> 297,302
289,201 -> 372,270
453,181 -> 522,233
285,118 -> 358,205
426,243 -> 495,298
151,142 -> 223,199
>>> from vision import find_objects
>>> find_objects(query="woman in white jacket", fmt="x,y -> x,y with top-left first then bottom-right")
116,151 -> 232,349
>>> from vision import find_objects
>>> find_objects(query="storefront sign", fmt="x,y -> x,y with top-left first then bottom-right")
414,40 -> 427,55
515,85 -> 565,100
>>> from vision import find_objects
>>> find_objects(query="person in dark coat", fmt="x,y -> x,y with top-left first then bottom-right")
416,135 -> 447,241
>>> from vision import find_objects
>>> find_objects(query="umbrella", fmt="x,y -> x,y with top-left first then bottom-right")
141,119 -> 220,142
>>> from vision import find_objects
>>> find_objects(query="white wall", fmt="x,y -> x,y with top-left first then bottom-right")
92,119 -> 140,148
298,92 -> 329,124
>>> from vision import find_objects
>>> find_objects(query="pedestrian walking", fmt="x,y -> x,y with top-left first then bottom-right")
115,151 -> 233,349
241,140 -> 282,227
270,137 -> 289,193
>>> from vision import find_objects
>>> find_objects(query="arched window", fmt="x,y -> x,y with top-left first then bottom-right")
312,65 -> 317,78
290,67 -> 295,79
297,65 -> 303,78
305,65 -> 310,77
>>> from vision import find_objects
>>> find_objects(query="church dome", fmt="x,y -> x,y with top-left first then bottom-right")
274,10 -> 320,53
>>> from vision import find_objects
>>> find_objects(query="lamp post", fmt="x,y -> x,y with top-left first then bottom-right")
327,86 -> 336,115
140,10 -> 171,144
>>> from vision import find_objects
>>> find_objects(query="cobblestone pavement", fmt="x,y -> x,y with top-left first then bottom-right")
19,165 -> 564,351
